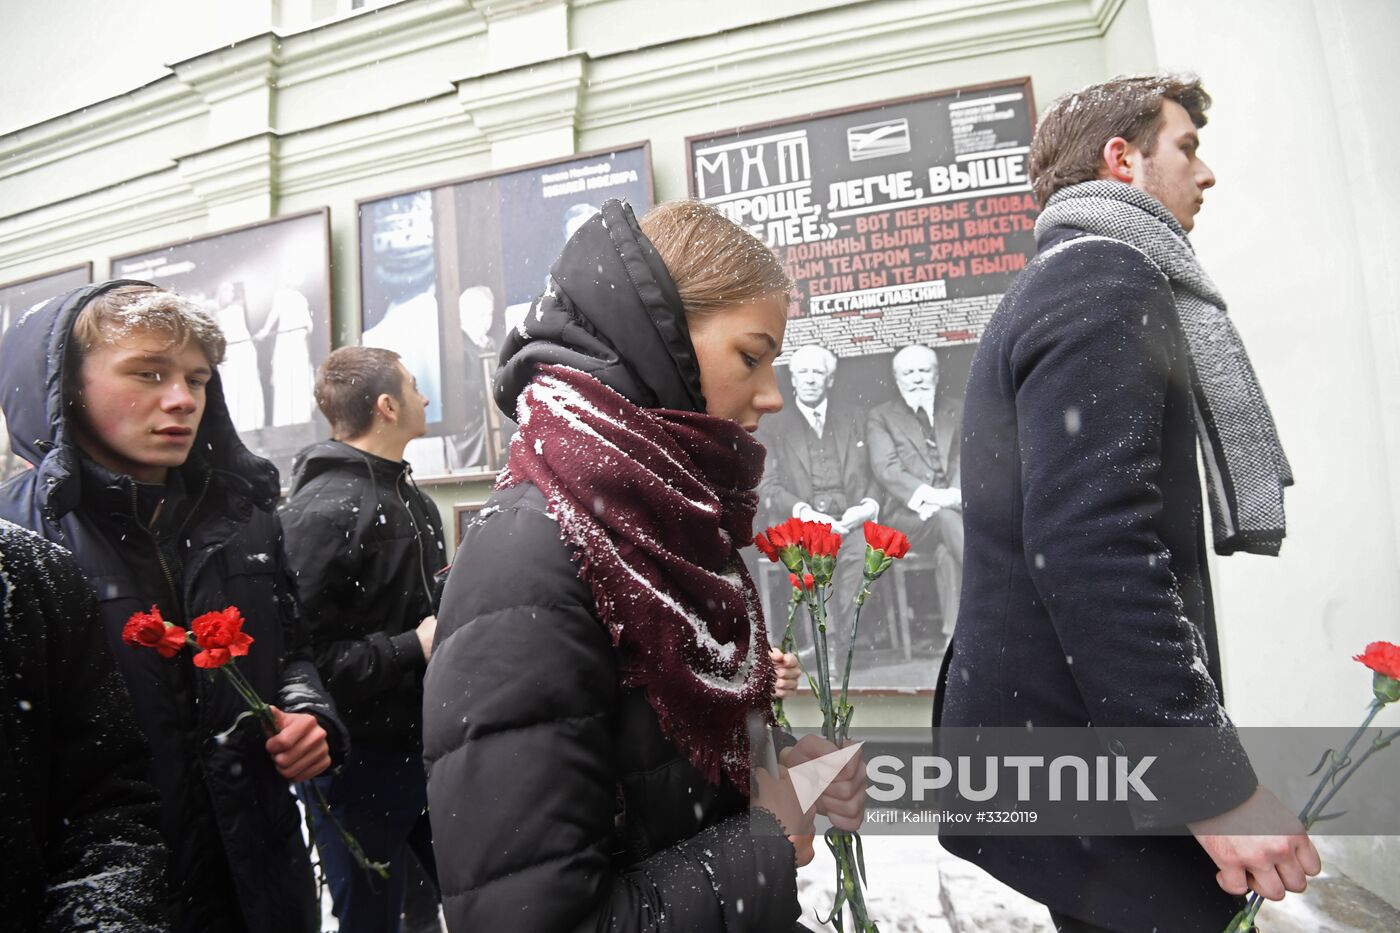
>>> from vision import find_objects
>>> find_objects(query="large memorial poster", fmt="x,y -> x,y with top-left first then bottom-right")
112,210 -> 333,484
357,144 -> 653,480
0,263 -> 93,479
689,80 -> 1038,691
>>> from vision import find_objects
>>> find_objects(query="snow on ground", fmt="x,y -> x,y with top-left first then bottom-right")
797,835 -> 955,932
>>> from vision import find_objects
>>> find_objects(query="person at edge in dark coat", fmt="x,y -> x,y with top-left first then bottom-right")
935,75 -> 1319,932
280,346 -> 447,933
423,198 -> 866,932
0,519 -> 169,932
0,282 -> 348,933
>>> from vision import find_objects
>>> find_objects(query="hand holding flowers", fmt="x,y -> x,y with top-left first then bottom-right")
122,604 -> 388,882
1222,640 -> 1400,932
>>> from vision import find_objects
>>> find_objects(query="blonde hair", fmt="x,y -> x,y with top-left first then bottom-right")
70,285 -> 226,365
639,199 -> 793,317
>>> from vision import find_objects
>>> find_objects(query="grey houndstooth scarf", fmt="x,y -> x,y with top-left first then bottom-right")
1035,180 -> 1292,556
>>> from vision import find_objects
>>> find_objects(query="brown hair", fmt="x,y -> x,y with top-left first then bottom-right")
1029,74 -> 1212,205
314,346 -> 406,439
639,199 -> 793,317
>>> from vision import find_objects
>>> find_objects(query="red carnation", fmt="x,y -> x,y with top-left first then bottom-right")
122,606 -> 188,659
801,521 -> 841,557
191,607 -> 253,670
1355,641 -> 1400,681
122,607 -> 166,649
864,522 -> 911,560
754,532 -> 781,563
1355,641 -> 1400,703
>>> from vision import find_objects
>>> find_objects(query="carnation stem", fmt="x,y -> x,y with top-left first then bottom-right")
211,656 -> 391,883
774,590 -> 799,729
1232,701 -> 1392,931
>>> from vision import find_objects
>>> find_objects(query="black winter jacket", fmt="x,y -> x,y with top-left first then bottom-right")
281,440 -> 446,748
0,519 -> 168,932
0,282 -> 348,933
424,199 -> 801,932
936,227 -> 1256,932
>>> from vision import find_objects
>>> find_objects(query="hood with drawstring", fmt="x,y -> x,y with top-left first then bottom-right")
280,439 -> 446,748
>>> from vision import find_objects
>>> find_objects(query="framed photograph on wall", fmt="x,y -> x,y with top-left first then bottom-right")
0,262 -> 93,480
452,502 -> 485,550
357,143 -> 654,482
688,79 -> 1038,693
110,209 -> 333,484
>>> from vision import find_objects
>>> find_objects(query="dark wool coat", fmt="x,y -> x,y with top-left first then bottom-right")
0,520 -> 168,932
281,439 -> 446,748
424,199 -> 801,933
935,226 -> 1258,932
0,282 -> 347,933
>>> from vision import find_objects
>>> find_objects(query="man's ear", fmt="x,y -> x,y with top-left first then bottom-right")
375,392 -> 398,424
1101,136 -> 1135,184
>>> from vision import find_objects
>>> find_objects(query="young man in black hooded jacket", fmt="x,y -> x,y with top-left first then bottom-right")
0,281 -> 346,933
280,346 -> 446,933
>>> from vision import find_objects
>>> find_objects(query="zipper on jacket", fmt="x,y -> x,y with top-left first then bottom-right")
396,471 -> 435,607
128,470 -> 211,628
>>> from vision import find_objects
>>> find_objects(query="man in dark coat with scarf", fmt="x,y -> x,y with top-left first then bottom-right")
0,281 -> 347,933
936,75 -> 1319,932
281,346 -> 446,932
0,519 -> 168,931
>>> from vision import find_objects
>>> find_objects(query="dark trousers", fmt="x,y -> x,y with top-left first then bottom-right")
304,744 -> 439,933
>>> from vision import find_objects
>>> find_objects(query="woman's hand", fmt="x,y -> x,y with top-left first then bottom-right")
779,734 -> 866,831
771,648 -> 801,698
753,765 -> 816,867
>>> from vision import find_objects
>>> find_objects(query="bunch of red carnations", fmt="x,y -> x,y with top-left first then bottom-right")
754,518 -> 911,933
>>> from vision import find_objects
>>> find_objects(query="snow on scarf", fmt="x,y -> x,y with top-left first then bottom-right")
1035,180 -> 1293,556
499,364 -> 774,790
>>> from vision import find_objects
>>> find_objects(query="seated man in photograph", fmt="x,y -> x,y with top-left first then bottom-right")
867,344 -> 963,648
281,346 -> 447,933
0,281 -> 345,933
757,343 -> 880,660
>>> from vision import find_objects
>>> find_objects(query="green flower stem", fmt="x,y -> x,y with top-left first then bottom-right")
838,592 -> 868,736
1297,699 -> 1384,824
1302,725 -> 1399,828
774,593 -> 799,730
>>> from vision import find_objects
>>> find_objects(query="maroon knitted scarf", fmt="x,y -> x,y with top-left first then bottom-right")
500,364 -> 774,790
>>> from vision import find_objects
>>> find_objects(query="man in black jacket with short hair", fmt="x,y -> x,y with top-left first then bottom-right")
0,281 -> 345,933
937,75 -> 1317,932
281,346 -> 446,933
0,519 -> 168,932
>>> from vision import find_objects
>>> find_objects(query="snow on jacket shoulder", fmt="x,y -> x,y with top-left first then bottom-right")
424,482 -> 801,933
